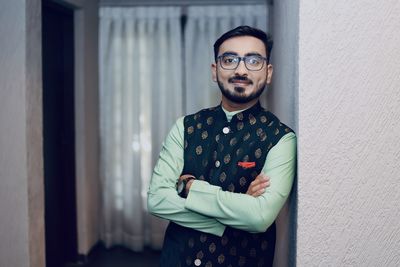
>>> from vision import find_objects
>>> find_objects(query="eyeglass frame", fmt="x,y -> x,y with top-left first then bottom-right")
216,53 -> 269,71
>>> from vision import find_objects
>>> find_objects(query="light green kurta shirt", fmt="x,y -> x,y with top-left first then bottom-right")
147,107 -> 296,237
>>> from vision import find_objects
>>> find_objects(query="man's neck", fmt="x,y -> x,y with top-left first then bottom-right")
221,96 -> 259,112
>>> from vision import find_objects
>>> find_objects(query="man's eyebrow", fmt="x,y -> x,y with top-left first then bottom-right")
244,52 -> 264,57
220,51 -> 238,56
220,51 -> 265,57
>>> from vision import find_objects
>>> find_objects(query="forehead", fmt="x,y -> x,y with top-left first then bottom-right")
218,36 -> 266,56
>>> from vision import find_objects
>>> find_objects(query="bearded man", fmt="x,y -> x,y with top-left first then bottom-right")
148,25 -> 296,267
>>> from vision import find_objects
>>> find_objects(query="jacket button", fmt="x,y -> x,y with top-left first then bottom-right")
215,160 -> 220,167
194,258 -> 201,266
222,127 -> 230,134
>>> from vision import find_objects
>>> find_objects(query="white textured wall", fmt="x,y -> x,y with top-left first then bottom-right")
297,1 -> 400,266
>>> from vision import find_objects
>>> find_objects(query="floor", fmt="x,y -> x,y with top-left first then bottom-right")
66,244 -> 161,267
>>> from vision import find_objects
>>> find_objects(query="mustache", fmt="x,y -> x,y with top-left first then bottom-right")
228,76 -> 253,84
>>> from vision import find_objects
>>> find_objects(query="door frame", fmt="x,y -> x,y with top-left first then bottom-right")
51,0 -> 101,256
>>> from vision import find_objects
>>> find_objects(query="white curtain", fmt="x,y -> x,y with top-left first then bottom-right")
99,6 -> 182,250
184,5 -> 269,114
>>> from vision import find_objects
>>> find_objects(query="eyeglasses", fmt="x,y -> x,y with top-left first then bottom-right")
217,54 -> 268,71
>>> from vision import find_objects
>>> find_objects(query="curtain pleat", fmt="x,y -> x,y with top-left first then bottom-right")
99,6 -> 182,251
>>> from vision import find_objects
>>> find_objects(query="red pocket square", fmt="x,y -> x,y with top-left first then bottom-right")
237,161 -> 256,169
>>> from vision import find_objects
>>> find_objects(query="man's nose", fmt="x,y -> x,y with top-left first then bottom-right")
235,59 -> 248,76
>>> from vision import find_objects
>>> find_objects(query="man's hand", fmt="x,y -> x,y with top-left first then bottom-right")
246,173 -> 270,197
179,174 -> 195,197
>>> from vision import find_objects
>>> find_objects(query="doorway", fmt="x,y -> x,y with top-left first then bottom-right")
42,1 -> 77,266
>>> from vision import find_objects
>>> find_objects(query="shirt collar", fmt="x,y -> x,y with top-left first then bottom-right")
220,101 -> 263,122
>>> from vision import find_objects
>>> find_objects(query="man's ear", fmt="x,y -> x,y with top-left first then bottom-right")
211,63 -> 217,82
266,64 -> 273,84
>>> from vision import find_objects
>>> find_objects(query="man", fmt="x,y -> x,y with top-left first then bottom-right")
148,25 -> 296,267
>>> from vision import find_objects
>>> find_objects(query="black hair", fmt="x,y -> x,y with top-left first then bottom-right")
213,25 -> 273,62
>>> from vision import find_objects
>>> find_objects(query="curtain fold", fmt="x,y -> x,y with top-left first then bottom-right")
99,6 -> 182,250
184,5 -> 269,114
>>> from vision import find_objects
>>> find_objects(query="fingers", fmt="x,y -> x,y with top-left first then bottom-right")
246,174 -> 270,196
253,188 -> 265,197
249,182 -> 269,196
179,174 -> 195,181
250,181 -> 270,193
255,173 -> 269,181
250,175 -> 270,189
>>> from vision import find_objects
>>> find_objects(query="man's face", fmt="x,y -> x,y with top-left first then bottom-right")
212,36 -> 273,104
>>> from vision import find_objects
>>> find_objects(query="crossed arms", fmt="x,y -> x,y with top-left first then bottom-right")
147,117 -> 296,237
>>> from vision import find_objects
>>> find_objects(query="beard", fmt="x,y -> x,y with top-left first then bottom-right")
217,74 -> 266,104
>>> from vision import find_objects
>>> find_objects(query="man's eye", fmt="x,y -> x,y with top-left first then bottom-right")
223,56 -> 236,64
247,57 -> 261,65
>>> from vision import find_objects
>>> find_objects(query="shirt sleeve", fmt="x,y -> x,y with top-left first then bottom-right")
184,132 -> 296,233
147,117 -> 226,236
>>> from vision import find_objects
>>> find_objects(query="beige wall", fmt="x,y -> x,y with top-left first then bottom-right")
297,0 -> 400,266
0,0 -> 44,267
